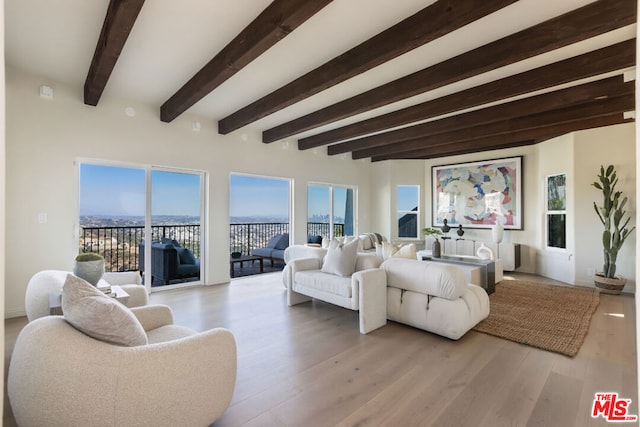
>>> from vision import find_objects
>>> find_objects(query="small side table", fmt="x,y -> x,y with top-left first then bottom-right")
49,285 -> 130,315
230,255 -> 264,278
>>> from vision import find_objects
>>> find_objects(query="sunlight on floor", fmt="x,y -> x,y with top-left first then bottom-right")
604,312 -> 625,318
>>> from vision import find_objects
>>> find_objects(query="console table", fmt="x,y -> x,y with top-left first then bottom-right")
421,254 -> 496,295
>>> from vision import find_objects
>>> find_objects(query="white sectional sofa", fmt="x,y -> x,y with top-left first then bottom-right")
283,251 -> 387,334
283,239 -> 490,340
381,258 -> 490,340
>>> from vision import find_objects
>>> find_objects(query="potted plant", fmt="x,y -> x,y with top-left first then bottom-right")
591,164 -> 636,294
73,252 -> 105,286
422,227 -> 443,257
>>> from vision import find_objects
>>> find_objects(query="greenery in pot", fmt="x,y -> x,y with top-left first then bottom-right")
75,253 -> 104,262
423,227 -> 444,257
422,227 -> 443,238
592,164 -> 635,281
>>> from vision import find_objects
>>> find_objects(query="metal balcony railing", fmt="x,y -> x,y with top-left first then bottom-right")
80,224 -> 200,272
80,222 -> 345,272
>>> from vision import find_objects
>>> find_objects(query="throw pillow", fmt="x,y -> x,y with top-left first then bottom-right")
178,247 -> 197,265
321,237 -> 359,277
161,237 -> 181,247
375,242 -> 416,260
62,274 -> 148,347
392,243 -> 417,260
266,234 -> 282,248
274,233 -> 290,250
358,233 -> 375,251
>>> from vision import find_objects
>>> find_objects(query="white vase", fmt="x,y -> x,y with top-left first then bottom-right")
73,260 -> 105,286
491,222 -> 504,244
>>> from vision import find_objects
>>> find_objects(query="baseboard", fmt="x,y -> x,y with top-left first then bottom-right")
5,308 -> 26,319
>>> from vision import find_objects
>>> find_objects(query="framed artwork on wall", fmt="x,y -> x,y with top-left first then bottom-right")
432,156 -> 523,229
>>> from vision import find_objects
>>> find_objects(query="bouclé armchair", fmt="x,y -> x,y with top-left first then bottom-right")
8,303 -> 237,427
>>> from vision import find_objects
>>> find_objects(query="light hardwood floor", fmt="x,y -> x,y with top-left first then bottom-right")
4,272 -> 637,426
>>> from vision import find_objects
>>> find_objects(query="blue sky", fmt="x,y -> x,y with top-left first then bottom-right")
229,174 -> 290,218
79,164 -> 201,217
397,185 -> 419,211
80,165 -> 418,219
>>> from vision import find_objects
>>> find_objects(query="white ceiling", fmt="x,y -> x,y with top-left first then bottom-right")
4,0 -> 636,138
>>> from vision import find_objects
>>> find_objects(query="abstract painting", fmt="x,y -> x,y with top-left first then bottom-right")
432,156 -> 523,229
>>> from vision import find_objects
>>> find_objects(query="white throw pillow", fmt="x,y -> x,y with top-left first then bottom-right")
392,243 -> 417,260
62,274 -> 148,347
321,237 -> 359,277
376,242 -> 416,260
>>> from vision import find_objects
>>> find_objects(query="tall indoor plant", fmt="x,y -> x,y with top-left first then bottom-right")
591,164 -> 635,294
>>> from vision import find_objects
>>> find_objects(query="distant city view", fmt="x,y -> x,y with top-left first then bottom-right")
78,166 -> 352,276
80,215 -> 201,227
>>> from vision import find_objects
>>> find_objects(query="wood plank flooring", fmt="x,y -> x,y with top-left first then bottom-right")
3,272 -> 637,426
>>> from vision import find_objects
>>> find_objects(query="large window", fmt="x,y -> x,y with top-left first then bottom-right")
546,173 -> 566,249
78,162 -> 204,291
229,174 -> 291,258
307,183 -> 356,239
397,185 -> 419,238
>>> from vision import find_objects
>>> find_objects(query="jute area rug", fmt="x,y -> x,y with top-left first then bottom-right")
472,280 -> 600,357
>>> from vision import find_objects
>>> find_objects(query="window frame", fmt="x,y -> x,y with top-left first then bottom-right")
307,182 -> 357,239
545,173 -> 567,251
397,184 -> 420,240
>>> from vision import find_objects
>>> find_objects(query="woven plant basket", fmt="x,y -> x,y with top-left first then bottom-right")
593,274 -> 626,295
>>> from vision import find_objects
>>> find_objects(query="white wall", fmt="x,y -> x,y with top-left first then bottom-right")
1,0 -> 6,416
574,123 -> 636,291
422,146 -> 540,274
536,134 -> 575,283
4,67 -> 372,317
417,122 -> 636,286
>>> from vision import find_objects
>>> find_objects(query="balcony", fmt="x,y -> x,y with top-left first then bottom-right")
80,224 -> 201,274
79,222 -> 344,277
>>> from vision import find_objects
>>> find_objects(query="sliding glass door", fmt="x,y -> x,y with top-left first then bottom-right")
78,162 -> 205,291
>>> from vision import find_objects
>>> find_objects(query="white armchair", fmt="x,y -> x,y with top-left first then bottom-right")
25,270 -> 148,321
8,303 -> 237,427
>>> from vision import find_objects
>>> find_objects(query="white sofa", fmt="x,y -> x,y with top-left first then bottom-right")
381,258 -> 490,340
283,252 -> 387,334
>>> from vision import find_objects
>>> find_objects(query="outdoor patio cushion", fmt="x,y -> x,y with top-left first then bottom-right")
265,234 -> 282,248
274,233 -> 289,250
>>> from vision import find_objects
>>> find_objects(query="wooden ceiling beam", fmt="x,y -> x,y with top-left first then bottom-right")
371,137 -> 536,162
266,0 -> 636,144
160,0 -> 332,123
355,94 -> 634,159
84,0 -> 146,106
373,114 -> 632,161
328,77 -> 633,155
218,0 -> 519,134
301,38 -> 636,149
